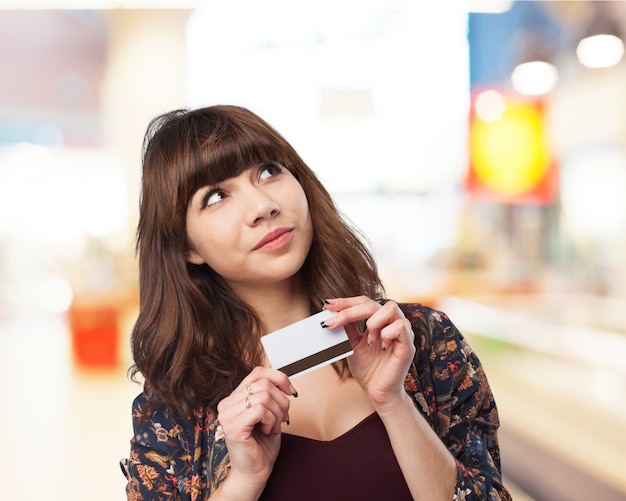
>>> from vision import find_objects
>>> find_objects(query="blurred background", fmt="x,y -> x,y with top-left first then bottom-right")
0,1 -> 625,499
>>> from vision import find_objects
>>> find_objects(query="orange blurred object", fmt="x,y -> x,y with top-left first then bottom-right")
68,300 -> 120,369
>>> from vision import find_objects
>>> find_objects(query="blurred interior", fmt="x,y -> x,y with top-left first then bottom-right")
1,1 -> 625,500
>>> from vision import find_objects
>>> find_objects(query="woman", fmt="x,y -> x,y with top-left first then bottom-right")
120,105 -> 511,501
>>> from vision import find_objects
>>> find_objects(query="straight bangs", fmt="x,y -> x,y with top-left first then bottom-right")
179,108 -> 299,209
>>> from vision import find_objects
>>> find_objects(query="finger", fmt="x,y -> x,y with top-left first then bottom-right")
217,370 -> 293,427
245,378 -> 292,420
235,378 -> 292,432
322,295 -> 373,312
363,302 -> 409,349
379,318 -> 414,351
242,366 -> 298,397
364,301 -> 403,331
243,390 -> 289,435
321,296 -> 381,329
217,388 -> 288,440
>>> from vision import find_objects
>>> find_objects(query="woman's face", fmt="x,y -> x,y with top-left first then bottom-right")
185,161 -> 313,295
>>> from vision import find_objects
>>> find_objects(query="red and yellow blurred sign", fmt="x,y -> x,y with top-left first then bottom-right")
466,90 -> 558,204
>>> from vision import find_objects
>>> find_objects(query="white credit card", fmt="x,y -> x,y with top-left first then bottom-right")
261,310 -> 353,379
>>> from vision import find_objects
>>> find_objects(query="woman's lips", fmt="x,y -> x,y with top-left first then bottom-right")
253,227 -> 294,251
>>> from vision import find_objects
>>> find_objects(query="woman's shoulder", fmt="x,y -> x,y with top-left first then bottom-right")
125,387 -> 230,497
131,386 -> 220,453
394,302 -> 457,341
395,302 -> 438,320
395,301 -> 475,373
382,300 -> 443,319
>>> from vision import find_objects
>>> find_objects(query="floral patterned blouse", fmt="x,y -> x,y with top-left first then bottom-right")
120,303 -> 512,500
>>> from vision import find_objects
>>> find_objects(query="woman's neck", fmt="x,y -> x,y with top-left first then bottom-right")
230,277 -> 312,333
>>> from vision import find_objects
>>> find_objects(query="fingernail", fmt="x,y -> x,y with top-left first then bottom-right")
289,383 -> 298,397
321,317 -> 336,329
321,298 -> 331,305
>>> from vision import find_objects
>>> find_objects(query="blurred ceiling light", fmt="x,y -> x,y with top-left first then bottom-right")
576,4 -> 625,69
577,34 -> 624,69
0,0 -> 202,8
511,60 -> 558,96
467,0 -> 513,14
474,89 -> 506,122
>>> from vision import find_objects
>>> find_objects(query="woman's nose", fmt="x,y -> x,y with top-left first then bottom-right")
246,189 -> 280,225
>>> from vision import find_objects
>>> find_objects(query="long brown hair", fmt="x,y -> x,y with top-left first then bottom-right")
130,105 -> 383,414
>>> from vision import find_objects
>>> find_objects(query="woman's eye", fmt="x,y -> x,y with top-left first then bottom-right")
201,189 -> 226,208
259,162 -> 284,181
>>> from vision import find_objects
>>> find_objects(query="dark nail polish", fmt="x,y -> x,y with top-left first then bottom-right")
322,298 -> 330,304
286,419 -> 290,426
292,391 -> 299,398
320,321 -> 327,328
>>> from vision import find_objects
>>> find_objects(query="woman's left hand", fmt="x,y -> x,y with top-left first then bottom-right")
322,296 -> 415,409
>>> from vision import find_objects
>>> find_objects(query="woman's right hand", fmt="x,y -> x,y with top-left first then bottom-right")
215,366 -> 297,499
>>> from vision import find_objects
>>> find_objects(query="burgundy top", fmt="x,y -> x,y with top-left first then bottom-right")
259,412 -> 413,500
